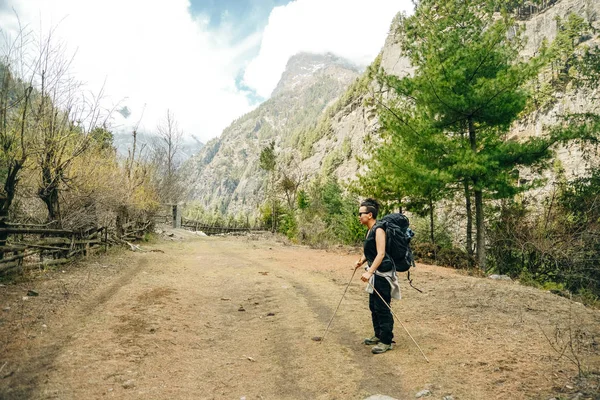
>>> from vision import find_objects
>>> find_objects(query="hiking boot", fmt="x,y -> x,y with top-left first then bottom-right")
371,342 -> 393,354
363,336 -> 380,345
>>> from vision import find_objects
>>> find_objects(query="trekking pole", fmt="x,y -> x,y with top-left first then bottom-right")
312,267 -> 358,343
367,281 -> 430,363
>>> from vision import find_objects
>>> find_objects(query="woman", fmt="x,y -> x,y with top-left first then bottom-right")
355,198 -> 400,354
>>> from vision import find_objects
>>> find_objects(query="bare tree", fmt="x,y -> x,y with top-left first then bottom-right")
278,153 -> 305,210
30,30 -> 106,226
0,23 -> 35,247
151,109 -> 183,204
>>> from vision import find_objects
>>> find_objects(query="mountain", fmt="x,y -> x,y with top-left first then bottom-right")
112,132 -> 204,165
181,52 -> 361,215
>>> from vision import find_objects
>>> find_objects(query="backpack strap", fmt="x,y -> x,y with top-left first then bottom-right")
407,259 -> 423,293
407,270 -> 423,293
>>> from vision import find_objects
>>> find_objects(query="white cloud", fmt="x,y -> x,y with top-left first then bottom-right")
243,0 -> 413,98
1,0 -> 258,142
0,0 -> 412,142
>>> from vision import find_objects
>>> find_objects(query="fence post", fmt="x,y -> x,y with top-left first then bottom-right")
172,205 -> 181,229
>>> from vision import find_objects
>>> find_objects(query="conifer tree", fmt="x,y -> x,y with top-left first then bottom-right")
368,0 -> 558,269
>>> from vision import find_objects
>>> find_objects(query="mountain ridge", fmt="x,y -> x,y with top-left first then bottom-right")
181,52 -> 361,214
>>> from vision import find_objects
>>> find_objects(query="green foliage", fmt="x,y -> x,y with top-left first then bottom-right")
259,140 -> 276,172
278,209 -> 297,238
297,189 -> 309,210
258,200 -> 284,230
546,13 -> 593,87
321,148 -> 345,176
525,12 -> 595,112
341,137 -> 352,160
295,177 -> 365,246
362,0 -> 565,268
89,127 -> 114,150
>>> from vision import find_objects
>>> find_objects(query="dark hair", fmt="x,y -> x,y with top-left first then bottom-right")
360,198 -> 380,219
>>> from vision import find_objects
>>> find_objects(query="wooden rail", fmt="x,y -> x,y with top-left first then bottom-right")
0,219 -> 154,276
180,218 -> 267,235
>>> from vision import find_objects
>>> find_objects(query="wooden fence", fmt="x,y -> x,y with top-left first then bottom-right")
180,218 -> 267,235
0,220 -> 152,276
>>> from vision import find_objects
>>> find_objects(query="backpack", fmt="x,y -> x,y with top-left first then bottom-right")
380,213 -> 422,292
379,213 -> 415,273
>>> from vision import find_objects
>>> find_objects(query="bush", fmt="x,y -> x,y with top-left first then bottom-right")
486,168 -> 600,303
413,242 -> 472,269
412,242 -> 441,264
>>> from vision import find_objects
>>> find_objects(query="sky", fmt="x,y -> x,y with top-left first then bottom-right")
0,0 -> 413,142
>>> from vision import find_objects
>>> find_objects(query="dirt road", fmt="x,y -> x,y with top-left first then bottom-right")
1,233 -> 599,399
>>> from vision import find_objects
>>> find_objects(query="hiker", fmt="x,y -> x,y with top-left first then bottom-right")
355,198 -> 400,354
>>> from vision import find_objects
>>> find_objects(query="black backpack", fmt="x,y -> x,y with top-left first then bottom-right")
379,213 -> 415,273
380,213 -> 421,292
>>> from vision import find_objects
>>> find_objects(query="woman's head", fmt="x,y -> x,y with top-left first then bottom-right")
359,198 -> 379,224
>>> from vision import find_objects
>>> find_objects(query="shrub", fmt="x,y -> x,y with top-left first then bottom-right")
413,242 -> 471,269
486,167 -> 600,302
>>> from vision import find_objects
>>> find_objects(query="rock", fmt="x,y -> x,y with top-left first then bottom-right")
27,290 -> 39,297
488,274 -> 512,281
122,380 -> 135,389
238,306 -> 245,312
3,307 -> 10,312
442,396 -> 454,400
415,390 -> 431,398
267,312 -> 275,316
22,296 -> 29,301
42,324 -> 47,329
364,396 -> 398,400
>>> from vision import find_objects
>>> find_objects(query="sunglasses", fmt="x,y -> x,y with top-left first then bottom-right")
358,211 -> 370,216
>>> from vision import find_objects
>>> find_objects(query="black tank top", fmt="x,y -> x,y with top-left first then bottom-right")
363,222 -> 394,272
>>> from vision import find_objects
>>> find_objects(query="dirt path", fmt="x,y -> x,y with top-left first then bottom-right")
1,233 -> 599,399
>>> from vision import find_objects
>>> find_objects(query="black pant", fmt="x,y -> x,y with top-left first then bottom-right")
369,274 -> 394,345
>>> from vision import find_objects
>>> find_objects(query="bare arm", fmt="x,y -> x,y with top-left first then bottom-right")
361,228 -> 386,282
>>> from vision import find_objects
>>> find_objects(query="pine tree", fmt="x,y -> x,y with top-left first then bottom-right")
369,0 -> 557,269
